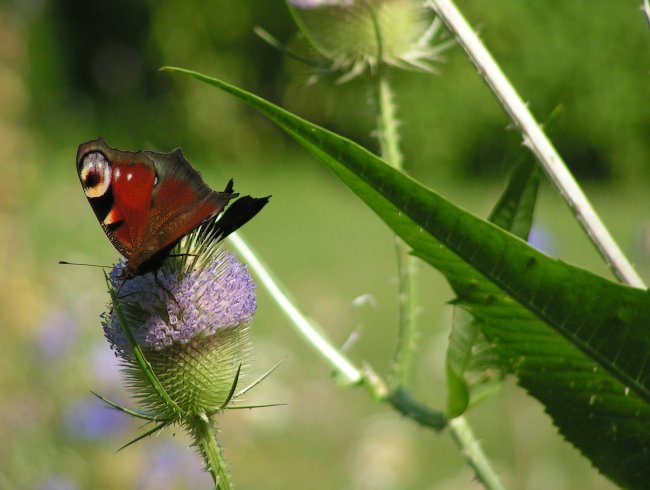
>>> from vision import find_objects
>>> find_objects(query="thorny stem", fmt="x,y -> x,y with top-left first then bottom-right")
448,417 -> 506,490
428,0 -> 645,288
375,76 -> 403,169
371,45 -> 420,391
190,413 -> 232,489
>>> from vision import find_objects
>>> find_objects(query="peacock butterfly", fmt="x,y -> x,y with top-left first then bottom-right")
77,137 -> 268,279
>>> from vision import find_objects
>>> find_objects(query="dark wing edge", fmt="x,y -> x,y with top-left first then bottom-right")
200,195 -> 271,244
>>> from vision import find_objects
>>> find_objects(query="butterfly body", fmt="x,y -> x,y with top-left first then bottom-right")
77,137 -> 266,278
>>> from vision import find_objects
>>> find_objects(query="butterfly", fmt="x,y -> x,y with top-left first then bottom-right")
77,137 -> 268,279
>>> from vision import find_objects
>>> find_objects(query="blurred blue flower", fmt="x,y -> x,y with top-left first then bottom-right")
37,475 -> 78,490
89,341 -> 122,386
63,396 -> 128,440
135,440 -> 213,490
34,309 -> 79,360
527,224 -> 556,256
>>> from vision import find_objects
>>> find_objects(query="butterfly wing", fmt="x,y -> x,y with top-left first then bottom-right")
77,137 -> 235,276
129,148 -> 236,274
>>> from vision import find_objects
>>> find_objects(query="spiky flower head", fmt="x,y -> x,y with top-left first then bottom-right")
103,224 -> 256,421
286,0 -> 452,82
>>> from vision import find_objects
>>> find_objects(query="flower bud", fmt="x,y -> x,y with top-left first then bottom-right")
288,0 -> 447,80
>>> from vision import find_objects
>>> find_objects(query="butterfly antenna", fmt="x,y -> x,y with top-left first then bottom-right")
58,260 -> 111,270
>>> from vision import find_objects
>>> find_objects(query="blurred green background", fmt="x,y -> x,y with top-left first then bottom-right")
1,1 -> 648,489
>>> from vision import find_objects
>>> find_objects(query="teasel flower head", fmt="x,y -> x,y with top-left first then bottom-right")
283,0 -> 454,82
102,225 -> 258,422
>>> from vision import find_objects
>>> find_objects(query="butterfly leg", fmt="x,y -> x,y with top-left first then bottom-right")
153,270 -> 182,311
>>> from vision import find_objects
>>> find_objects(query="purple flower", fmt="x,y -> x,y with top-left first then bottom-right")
34,310 -> 79,360
104,251 -> 255,352
101,230 -> 257,417
135,441 -> 213,490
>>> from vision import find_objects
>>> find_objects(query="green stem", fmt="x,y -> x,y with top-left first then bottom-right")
375,76 -> 403,170
363,367 -> 503,487
448,417 -> 506,490
388,388 -> 446,430
190,414 -> 232,490
393,234 -> 418,388
374,74 -> 419,390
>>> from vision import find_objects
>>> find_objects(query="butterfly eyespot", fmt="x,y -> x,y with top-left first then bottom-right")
80,152 -> 111,198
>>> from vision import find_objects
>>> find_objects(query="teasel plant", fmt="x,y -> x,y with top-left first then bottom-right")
96,213 -> 278,490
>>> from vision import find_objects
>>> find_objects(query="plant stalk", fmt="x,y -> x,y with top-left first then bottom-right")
428,0 -> 645,288
374,74 -> 420,390
190,414 -> 232,490
448,416 -> 505,490
376,76 -> 403,170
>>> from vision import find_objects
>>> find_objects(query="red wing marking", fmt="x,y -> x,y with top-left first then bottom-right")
110,161 -> 155,251
150,177 -> 220,240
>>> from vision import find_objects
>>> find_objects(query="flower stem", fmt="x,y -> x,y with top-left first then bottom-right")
375,76 -> 403,170
428,0 -> 645,288
373,73 -> 419,389
388,388 -> 446,430
448,417 -> 505,490
190,413 -> 232,490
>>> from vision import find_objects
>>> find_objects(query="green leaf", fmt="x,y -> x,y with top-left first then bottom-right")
446,308 -> 502,417
487,158 -> 540,239
163,67 -> 650,488
446,158 -> 540,417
